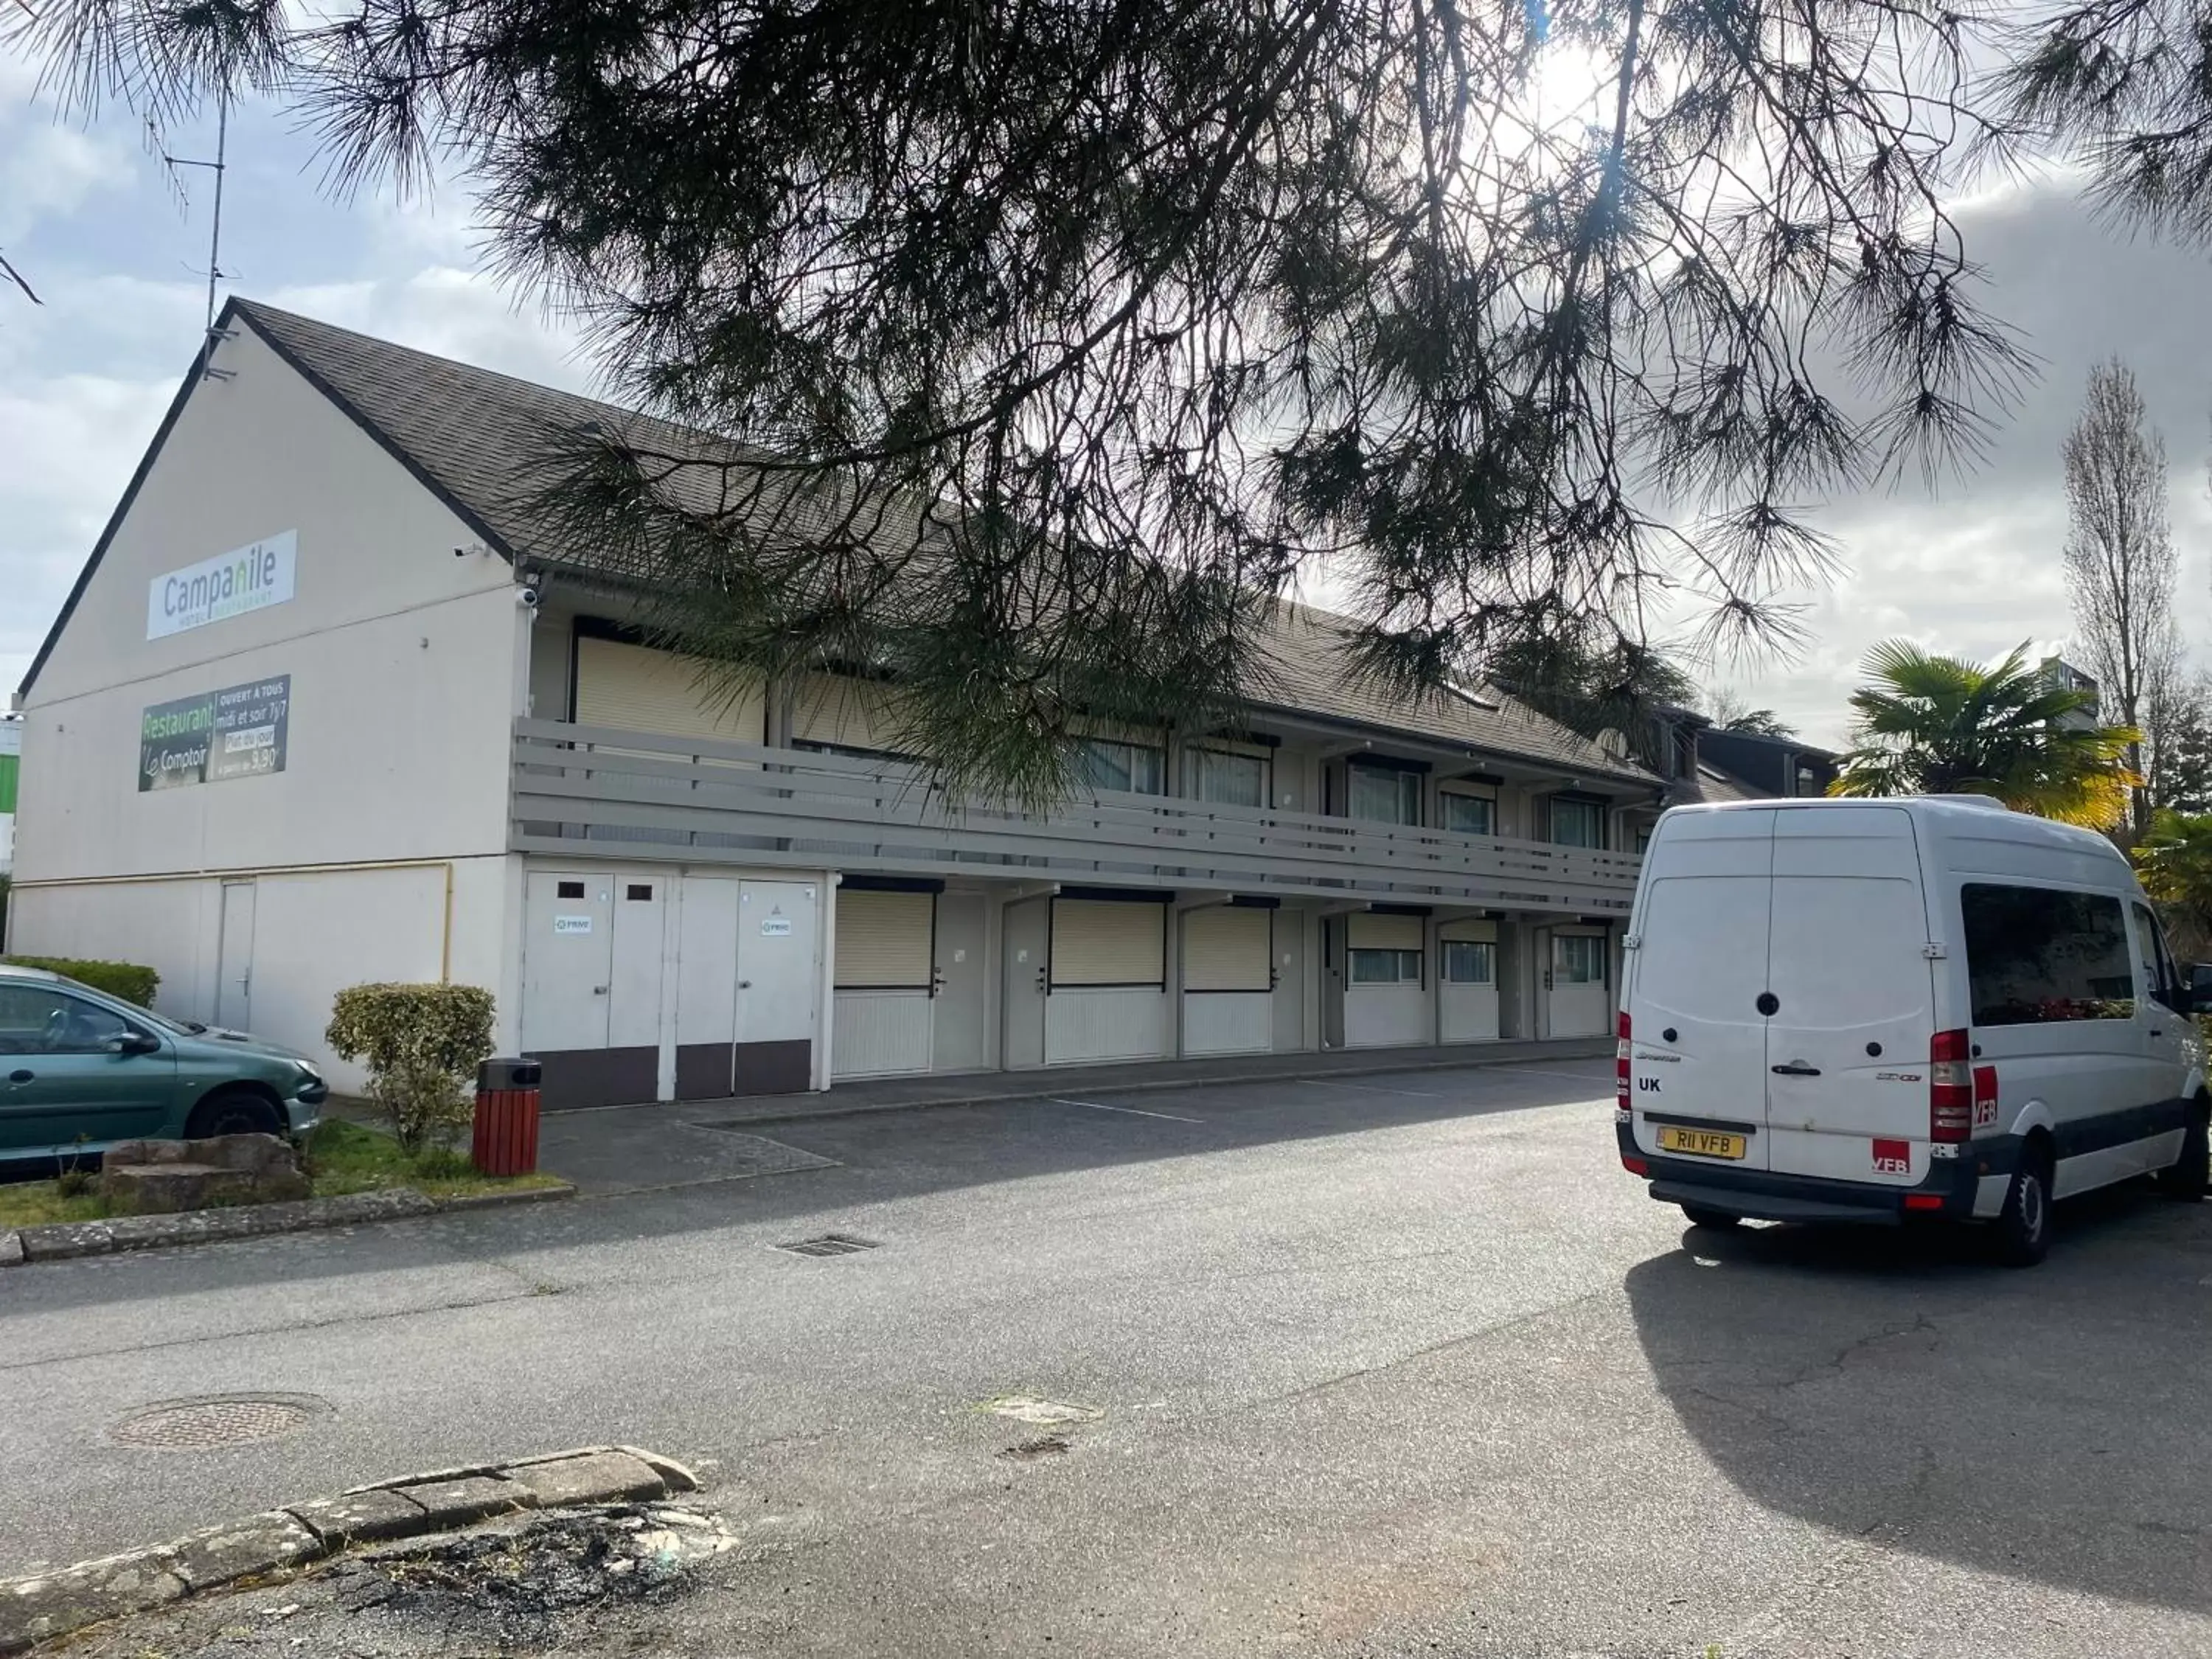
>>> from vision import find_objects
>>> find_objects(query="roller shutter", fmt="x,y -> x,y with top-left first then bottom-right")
1051,899 -> 1166,987
574,636 -> 765,743
793,672 -> 904,754
1438,919 -> 1498,943
1182,906 -> 1272,992
835,890 -> 935,989
1186,902 -> 1274,995
1346,911 -> 1425,950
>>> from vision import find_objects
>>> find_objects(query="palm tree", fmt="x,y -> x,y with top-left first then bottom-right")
1830,640 -> 2139,828
2136,810 -> 2212,956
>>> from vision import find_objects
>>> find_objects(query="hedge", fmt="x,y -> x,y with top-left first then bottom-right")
327,982 -> 496,1151
4,956 -> 161,1008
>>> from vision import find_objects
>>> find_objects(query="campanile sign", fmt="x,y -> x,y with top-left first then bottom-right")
146,530 -> 297,640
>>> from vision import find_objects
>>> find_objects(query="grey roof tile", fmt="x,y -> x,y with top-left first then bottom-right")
233,299 -> 1657,785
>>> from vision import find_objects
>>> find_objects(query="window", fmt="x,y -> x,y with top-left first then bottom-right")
1189,747 -> 1267,808
1549,797 -> 1606,849
1961,883 -> 2135,1025
791,737 -> 914,765
1439,791 -> 1495,836
557,880 -> 585,900
2132,902 -> 2185,1015
625,883 -> 654,902
1077,738 -> 1164,794
1442,940 -> 1495,984
1554,934 -> 1606,984
1634,824 -> 1653,853
0,986 -> 132,1056
1349,948 -> 1423,984
1348,765 -> 1422,826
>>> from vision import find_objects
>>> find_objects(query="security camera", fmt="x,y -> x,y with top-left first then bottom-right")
453,546 -> 468,558
517,585 -> 540,608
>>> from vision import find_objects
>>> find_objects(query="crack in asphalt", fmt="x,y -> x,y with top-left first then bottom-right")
1778,1312 -> 1942,1391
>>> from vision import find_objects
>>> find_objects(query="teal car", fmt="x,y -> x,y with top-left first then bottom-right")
0,963 -> 327,1162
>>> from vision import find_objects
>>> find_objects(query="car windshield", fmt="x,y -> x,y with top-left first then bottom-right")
41,976 -> 207,1034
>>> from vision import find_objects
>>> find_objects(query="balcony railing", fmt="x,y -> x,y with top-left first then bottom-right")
511,719 -> 1642,914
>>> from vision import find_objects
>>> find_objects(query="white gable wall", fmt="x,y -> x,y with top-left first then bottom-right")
8,319 -> 528,1082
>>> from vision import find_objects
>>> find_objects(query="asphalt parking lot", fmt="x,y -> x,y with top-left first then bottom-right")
2,1057 -> 2207,1658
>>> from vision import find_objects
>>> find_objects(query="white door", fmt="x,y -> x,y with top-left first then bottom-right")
522,872 -> 613,1052
2129,900 -> 2194,1176
1546,931 -> 1612,1037
675,877 -> 740,1099
216,880 -> 256,1031
932,893 -> 990,1073
735,880 -> 820,1093
1761,809 -> 1938,1186
1001,898 -> 1049,1071
608,874 -> 667,1054
1272,910 -> 1305,1053
1438,934 -> 1500,1043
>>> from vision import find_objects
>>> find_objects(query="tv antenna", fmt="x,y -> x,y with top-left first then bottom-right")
158,86 -> 234,379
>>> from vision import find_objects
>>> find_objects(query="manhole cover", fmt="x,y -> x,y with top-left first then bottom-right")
109,1393 -> 330,1450
772,1234 -> 880,1258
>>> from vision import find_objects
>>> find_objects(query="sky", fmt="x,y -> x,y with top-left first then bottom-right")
6,60 -> 2212,750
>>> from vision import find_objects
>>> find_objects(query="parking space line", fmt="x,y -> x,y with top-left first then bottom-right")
1482,1065 -> 1615,1086
1048,1097 -> 1207,1124
1296,1077 -> 1450,1099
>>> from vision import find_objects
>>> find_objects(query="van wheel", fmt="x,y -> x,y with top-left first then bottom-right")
1680,1205 -> 1742,1230
185,1089 -> 282,1141
2156,1102 -> 2209,1202
1992,1147 -> 2053,1268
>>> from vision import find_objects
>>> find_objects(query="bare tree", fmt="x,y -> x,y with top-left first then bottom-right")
2064,358 -> 2177,833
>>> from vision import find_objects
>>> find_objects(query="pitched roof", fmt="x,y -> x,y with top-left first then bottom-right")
27,298 -> 1656,785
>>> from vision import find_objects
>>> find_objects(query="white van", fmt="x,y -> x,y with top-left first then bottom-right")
1616,796 -> 2210,1265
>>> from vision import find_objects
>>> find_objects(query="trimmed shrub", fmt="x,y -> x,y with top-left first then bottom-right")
326,982 -> 496,1152
4,956 -> 161,1008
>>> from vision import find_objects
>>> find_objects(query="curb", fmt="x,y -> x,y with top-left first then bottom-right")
0,1444 -> 698,1656
690,1040 -> 1616,1128
0,1181 -> 577,1270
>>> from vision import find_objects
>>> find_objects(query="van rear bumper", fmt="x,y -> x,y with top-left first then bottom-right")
1622,1125 -> 2020,1225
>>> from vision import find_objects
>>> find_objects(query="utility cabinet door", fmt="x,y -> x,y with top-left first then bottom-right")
608,875 -> 667,1051
522,873 -> 613,1052
735,880 -> 820,1093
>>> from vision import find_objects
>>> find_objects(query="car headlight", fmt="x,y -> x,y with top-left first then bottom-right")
296,1060 -> 324,1083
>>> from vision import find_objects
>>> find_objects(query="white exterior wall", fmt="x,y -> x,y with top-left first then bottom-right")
1046,987 -> 1172,1064
1182,993 -> 1273,1055
9,320 -> 526,1078
832,990 -> 933,1077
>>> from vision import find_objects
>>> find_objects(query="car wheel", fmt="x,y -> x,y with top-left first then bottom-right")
2156,1101 -> 2210,1202
1680,1205 -> 1742,1230
1992,1145 -> 2053,1268
185,1090 -> 282,1140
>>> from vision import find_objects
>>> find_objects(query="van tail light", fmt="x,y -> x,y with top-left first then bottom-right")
1930,1028 -> 1973,1142
1616,1012 -> 1632,1107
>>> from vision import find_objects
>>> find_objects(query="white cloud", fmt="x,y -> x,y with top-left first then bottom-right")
0,371 -> 177,682
0,117 -> 131,244
268,267 -> 594,392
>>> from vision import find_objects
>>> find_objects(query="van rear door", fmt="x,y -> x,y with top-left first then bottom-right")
1762,806 -> 1937,1186
1629,808 -> 1776,1172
